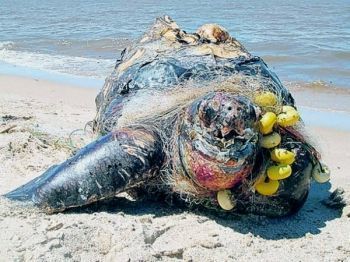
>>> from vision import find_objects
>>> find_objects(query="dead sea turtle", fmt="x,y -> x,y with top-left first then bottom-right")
5,16 -> 329,217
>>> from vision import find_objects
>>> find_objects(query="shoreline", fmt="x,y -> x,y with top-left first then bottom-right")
0,73 -> 349,261
1,69 -> 350,130
0,61 -> 104,89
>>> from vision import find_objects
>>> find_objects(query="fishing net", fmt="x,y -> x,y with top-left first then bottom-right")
91,16 -> 324,215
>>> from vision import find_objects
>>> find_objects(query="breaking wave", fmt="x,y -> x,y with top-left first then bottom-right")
0,41 -> 115,79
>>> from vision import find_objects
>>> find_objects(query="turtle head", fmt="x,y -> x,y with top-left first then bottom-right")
178,92 -> 261,191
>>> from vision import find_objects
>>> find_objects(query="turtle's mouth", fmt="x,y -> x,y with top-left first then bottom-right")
178,92 -> 260,191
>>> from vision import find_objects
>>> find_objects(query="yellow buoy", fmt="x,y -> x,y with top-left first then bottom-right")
312,162 -> 330,183
259,112 -> 277,134
270,149 -> 296,164
255,179 -> 280,196
277,106 -> 300,127
253,173 -> 266,187
217,190 -> 235,210
267,164 -> 292,180
282,105 -> 296,112
260,132 -> 281,148
254,92 -> 277,107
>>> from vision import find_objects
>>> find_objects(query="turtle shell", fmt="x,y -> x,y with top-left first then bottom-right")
93,16 -> 294,134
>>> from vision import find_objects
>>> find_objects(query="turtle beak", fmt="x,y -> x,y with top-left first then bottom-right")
220,126 -> 234,137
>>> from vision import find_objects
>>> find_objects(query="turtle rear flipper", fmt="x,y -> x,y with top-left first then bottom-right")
4,127 -> 163,213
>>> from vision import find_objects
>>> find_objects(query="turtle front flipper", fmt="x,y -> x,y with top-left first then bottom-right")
4,127 -> 163,213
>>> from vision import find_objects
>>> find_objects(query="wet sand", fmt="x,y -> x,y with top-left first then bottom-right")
0,75 -> 349,261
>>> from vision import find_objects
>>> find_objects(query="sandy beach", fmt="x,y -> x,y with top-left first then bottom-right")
0,74 -> 349,261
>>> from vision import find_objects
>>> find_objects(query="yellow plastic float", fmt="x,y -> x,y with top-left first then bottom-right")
282,105 -> 296,112
277,106 -> 300,127
270,148 -> 295,165
312,162 -> 330,183
255,179 -> 280,196
259,112 -> 277,134
260,132 -> 281,148
267,164 -> 292,180
254,98 -> 304,197
254,91 -> 277,107
217,190 -> 235,210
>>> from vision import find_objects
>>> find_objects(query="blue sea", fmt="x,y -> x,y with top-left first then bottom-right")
0,0 -> 349,89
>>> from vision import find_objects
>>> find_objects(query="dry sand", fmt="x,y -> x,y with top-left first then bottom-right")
0,75 -> 349,261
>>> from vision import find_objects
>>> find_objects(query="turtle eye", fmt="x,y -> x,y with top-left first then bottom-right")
201,104 -> 218,127
198,96 -> 221,128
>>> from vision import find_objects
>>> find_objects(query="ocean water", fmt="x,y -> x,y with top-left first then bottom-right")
0,0 -> 349,88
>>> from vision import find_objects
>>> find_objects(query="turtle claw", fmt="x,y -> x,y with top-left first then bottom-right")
322,187 -> 347,209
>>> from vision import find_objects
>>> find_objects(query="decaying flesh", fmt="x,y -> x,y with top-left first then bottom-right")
175,92 -> 259,191
5,16 -> 322,217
